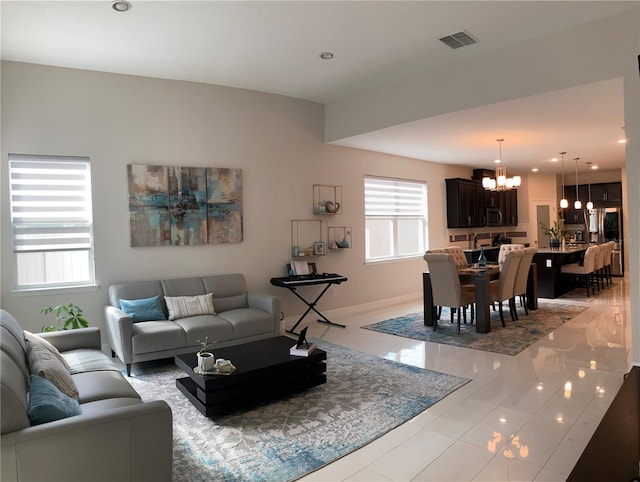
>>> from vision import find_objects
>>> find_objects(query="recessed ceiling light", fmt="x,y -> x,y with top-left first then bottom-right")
551,158 -> 558,162
592,165 -> 599,170
112,1 -> 132,12
618,138 -> 627,144
531,168 -> 539,172
319,52 -> 334,60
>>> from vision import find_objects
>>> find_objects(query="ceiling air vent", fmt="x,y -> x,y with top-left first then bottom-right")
439,30 -> 477,49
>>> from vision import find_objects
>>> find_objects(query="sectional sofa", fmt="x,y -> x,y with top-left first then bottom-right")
105,273 -> 282,375
0,309 -> 172,482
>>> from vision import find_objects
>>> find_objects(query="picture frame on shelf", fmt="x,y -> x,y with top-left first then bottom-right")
308,262 -> 317,275
313,242 -> 325,255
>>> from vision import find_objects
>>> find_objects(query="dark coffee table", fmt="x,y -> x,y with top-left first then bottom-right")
174,336 -> 327,417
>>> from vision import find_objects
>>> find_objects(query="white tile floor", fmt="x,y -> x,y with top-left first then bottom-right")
294,276 -> 631,482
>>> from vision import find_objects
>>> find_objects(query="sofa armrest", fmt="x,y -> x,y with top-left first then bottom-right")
1,400 -> 172,482
38,327 -> 101,352
104,306 -> 134,363
247,292 -> 282,333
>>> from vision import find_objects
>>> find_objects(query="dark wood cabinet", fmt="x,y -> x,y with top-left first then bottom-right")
502,189 -> 518,226
446,178 -> 484,228
562,184 -> 589,224
448,178 -> 518,228
589,182 -> 622,207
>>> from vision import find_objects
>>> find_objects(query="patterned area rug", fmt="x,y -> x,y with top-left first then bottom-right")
127,340 -> 469,481
362,301 -> 589,356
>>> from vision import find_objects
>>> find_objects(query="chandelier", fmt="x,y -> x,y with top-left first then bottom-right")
482,139 -> 521,191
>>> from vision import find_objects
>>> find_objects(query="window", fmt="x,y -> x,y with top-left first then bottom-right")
9,154 -> 96,291
365,176 -> 428,262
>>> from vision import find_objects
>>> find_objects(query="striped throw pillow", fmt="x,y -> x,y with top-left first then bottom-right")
164,293 -> 216,320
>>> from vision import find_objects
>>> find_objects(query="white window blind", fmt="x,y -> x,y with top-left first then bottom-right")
365,176 -> 428,262
9,154 -> 95,290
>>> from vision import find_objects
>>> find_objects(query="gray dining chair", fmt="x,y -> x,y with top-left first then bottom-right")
423,253 -> 475,334
488,249 -> 524,326
512,247 -> 537,318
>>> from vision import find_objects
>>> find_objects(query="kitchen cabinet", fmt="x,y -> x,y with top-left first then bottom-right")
502,189 -> 518,226
483,189 -> 518,226
562,184 -> 588,224
589,182 -> 622,207
446,178 -> 484,228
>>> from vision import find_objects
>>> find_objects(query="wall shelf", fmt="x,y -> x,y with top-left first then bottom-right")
328,226 -> 352,249
313,184 -> 342,215
291,219 -> 327,257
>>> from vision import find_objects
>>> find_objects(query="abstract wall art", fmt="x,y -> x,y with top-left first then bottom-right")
128,164 -> 243,247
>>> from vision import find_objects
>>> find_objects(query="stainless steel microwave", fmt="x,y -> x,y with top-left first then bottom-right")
485,207 -> 504,226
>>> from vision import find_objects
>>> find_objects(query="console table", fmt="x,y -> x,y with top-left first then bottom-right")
270,273 -> 348,334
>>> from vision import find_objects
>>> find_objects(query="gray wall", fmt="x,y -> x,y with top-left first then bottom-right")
1,61 -> 462,334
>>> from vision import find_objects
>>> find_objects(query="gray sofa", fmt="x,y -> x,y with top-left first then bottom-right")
0,309 -> 172,482
105,273 -> 281,375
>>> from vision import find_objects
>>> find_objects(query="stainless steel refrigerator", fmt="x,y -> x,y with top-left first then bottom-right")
587,207 -> 624,275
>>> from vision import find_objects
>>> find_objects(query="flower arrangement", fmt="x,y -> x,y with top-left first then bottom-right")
539,219 -> 566,241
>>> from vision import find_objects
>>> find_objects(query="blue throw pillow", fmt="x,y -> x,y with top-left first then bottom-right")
28,375 -> 82,426
119,295 -> 165,322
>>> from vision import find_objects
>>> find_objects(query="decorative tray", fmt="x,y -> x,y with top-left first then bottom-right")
193,364 -> 236,376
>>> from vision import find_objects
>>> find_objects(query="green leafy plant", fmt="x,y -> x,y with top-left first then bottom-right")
196,336 -> 216,356
539,219 -> 566,240
41,303 -> 89,332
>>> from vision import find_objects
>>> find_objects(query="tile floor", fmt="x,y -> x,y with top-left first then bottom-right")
294,276 -> 631,482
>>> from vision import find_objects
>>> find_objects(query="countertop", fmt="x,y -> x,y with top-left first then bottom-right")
535,246 -> 587,254
462,246 -> 499,252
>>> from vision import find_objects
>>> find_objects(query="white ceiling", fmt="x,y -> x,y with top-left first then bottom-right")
1,0 -> 633,176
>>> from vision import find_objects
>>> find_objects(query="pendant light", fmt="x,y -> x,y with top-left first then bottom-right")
586,161 -> 594,210
559,152 -> 568,209
573,157 -> 582,209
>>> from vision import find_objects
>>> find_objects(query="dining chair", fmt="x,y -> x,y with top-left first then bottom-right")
512,247 -> 537,317
423,253 -> 475,334
444,246 -> 469,269
498,244 -> 525,271
560,246 -> 598,297
592,244 -> 605,292
488,249 -> 524,326
603,242 -> 615,285
424,248 -> 447,320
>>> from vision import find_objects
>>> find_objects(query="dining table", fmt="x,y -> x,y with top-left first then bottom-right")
422,262 -> 538,334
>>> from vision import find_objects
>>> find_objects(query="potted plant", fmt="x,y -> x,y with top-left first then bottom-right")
539,219 -> 566,249
196,336 -> 216,372
41,303 -> 89,332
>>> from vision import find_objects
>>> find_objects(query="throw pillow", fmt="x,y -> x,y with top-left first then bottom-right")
28,374 -> 82,426
25,331 -> 79,401
119,295 -> 166,322
164,293 -> 216,320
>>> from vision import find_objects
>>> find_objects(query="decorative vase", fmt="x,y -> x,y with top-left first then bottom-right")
477,248 -> 487,267
197,352 -> 215,371
338,237 -> 350,248
549,238 -> 560,249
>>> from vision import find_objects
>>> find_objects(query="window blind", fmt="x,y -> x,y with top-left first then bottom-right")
365,177 -> 426,217
9,155 -> 93,254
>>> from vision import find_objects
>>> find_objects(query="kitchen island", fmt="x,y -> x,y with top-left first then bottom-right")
533,246 -> 586,298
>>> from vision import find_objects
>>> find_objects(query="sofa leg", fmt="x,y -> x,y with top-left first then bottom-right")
126,364 -> 131,377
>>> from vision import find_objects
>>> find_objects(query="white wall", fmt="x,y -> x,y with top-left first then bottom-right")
0,61 -> 460,334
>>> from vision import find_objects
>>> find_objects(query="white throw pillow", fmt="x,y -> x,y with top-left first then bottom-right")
24,331 -> 79,401
164,293 -> 216,320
